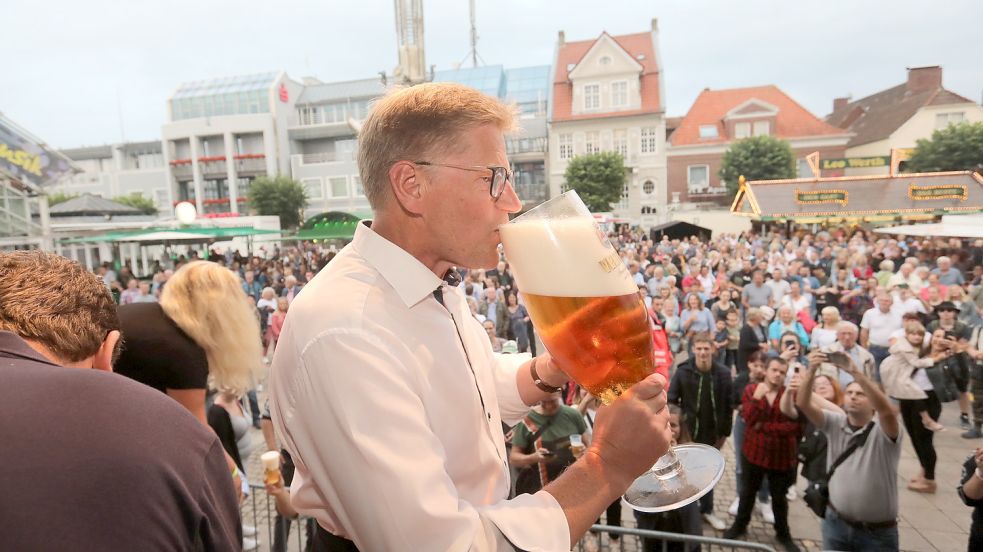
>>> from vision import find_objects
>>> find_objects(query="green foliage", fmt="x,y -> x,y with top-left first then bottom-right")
47,192 -> 77,206
562,151 -> 626,212
113,192 -> 158,215
904,122 -> 983,174
719,136 -> 797,196
248,175 -> 308,229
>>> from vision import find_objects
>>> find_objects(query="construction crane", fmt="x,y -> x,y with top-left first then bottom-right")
393,0 -> 427,85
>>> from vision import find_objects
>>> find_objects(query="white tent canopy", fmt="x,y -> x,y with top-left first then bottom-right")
874,214 -> 983,238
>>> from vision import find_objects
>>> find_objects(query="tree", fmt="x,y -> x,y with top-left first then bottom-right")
47,192 -> 77,206
563,152 -> 626,212
904,122 -> 983,174
248,175 -> 308,229
719,136 -> 796,196
113,192 -> 158,215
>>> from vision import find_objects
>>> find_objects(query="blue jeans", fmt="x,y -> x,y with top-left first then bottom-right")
822,508 -> 898,551
869,345 -> 890,382
732,413 -> 769,503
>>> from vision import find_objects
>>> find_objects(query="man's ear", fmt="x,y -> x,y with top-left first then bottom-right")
388,161 -> 427,216
93,330 -> 121,372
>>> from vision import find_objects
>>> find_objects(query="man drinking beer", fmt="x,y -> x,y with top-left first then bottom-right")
268,83 -> 672,551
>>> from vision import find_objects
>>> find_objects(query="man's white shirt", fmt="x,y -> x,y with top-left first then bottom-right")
269,223 -> 568,551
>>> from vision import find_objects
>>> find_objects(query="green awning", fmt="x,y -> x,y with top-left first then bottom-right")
59,225 -> 281,244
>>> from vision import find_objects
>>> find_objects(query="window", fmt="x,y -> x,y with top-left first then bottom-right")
585,132 -> 600,154
797,159 -> 812,178
698,125 -> 718,139
687,165 -> 709,192
352,175 -> 364,197
613,130 -> 628,158
200,139 -> 210,157
328,176 -> 348,198
734,122 -> 751,139
617,183 -> 629,210
611,81 -> 628,107
641,127 -> 658,154
153,188 -> 170,207
643,180 -> 655,195
935,112 -> 965,129
558,134 -> 573,159
584,84 -> 600,110
302,178 -> 323,200
753,121 -> 770,136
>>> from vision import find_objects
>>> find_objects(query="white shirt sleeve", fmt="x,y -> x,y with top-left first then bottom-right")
491,352 -> 534,426
281,330 -> 569,552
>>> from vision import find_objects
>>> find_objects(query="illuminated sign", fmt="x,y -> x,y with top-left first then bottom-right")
795,189 -> 849,206
907,184 -> 968,201
819,156 -> 890,170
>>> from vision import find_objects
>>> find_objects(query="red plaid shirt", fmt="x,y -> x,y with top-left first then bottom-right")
741,384 -> 803,471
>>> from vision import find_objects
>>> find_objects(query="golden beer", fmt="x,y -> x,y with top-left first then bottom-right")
523,292 -> 654,404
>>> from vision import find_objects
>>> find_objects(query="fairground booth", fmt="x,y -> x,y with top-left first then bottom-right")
730,170 -> 983,230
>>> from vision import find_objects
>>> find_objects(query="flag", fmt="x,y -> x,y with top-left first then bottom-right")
805,151 -> 820,178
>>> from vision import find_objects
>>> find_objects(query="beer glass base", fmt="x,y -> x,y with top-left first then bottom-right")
597,384 -> 631,405
622,444 -> 725,513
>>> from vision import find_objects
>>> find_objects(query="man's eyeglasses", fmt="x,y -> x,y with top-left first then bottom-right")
414,161 -> 513,201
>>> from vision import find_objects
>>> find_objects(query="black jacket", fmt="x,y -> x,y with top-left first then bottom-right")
737,323 -> 765,374
668,358 -> 734,444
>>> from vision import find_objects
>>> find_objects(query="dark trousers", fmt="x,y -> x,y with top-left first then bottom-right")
869,345 -> 890,381
971,376 -> 983,425
246,388 -> 261,426
899,394 -> 941,479
312,525 -> 359,552
733,455 -> 796,538
699,488 -> 715,515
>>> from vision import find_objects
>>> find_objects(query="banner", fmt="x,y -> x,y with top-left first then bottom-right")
0,116 -> 74,187
795,189 -> 849,206
907,184 -> 967,201
819,156 -> 890,170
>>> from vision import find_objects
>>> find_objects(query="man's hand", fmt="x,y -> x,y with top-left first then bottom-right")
531,448 -> 552,464
587,373 -> 672,489
752,381 -> 770,400
779,348 -> 798,362
807,350 -> 826,370
787,373 -> 802,393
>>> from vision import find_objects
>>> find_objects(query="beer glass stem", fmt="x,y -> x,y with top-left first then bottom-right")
651,448 -> 682,480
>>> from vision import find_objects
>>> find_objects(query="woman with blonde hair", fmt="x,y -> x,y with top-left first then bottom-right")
810,307 -> 841,350
116,261 -> 262,422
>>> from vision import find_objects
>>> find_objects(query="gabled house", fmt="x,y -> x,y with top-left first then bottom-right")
549,19 -> 667,225
827,66 -> 983,175
667,85 -> 851,206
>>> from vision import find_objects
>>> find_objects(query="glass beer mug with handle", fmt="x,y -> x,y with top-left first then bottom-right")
500,190 -> 724,512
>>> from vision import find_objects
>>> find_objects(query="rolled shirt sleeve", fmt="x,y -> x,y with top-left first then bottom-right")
275,330 -> 569,552
492,351 -> 533,426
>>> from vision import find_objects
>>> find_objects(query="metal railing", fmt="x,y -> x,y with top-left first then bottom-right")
585,524 -> 777,552
239,493 -> 777,552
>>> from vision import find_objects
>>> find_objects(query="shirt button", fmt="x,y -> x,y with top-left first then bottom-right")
487,413 -> 492,420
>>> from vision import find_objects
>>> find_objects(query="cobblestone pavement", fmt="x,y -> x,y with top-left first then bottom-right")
240,382 -> 976,552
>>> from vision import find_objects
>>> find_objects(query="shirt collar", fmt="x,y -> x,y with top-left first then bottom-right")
352,221 -> 444,308
0,331 -> 63,367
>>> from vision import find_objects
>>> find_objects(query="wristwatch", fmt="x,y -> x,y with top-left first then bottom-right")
530,357 -> 564,394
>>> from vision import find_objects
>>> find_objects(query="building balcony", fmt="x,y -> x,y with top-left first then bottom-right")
687,186 -> 728,196
288,120 -> 358,141
235,155 -> 266,174
198,156 -> 227,177
293,152 -> 356,166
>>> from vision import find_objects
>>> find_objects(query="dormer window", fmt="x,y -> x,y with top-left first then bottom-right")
699,125 -> 718,138
735,122 -> 751,139
753,121 -> 770,136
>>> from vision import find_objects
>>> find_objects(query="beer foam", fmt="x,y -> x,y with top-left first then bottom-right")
500,218 -> 637,297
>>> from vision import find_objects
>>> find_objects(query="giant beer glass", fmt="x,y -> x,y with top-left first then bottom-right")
500,191 -> 724,512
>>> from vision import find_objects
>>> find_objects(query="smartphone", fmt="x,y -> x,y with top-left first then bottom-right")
541,450 -> 555,457
825,351 -> 850,368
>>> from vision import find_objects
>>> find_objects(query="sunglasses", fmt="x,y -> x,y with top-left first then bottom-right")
414,161 -> 513,201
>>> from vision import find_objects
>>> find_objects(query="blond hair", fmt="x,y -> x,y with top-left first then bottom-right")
160,261 -> 261,395
357,82 -> 517,209
0,251 -> 119,363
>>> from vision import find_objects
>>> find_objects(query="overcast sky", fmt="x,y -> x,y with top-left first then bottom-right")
4,0 -> 981,149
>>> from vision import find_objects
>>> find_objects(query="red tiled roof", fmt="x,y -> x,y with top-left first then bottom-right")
670,86 -> 848,147
552,31 -> 661,122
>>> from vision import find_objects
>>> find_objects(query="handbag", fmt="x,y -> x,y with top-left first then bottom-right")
513,415 -> 557,496
803,421 -> 874,518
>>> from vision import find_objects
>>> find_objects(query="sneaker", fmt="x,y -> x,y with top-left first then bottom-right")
776,534 -> 801,552
907,479 -> 937,494
703,513 -> 727,531
242,524 -> 257,537
722,525 -> 746,540
582,534 -> 600,552
728,497 -> 740,516
242,537 -> 258,551
962,426 -> 983,439
609,536 -> 623,552
924,419 -> 946,432
961,413 -> 971,430
786,486 -> 797,502
757,501 -> 775,524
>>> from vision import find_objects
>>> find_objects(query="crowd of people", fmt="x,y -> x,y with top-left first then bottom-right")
4,81 -> 983,552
